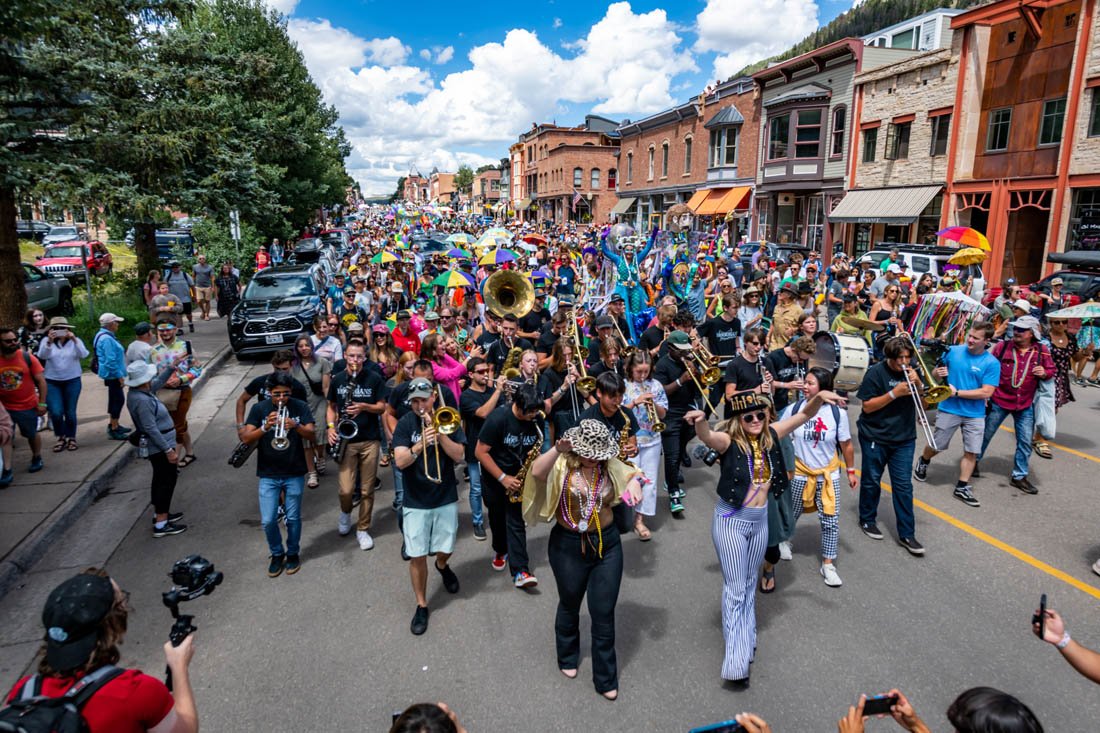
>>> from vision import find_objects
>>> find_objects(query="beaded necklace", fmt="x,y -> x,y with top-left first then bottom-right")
720,435 -> 773,518
1009,345 -> 1036,390
559,464 -> 605,557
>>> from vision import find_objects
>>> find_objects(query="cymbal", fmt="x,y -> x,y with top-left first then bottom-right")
841,315 -> 885,332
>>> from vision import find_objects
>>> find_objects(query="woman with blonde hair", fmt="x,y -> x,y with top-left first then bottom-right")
621,350 -> 666,539
369,324 -> 402,380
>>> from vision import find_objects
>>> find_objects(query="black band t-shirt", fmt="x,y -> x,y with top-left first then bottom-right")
326,368 -> 386,442
246,397 -> 315,478
391,411 -> 465,508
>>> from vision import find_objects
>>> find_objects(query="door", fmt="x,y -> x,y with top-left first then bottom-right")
22,264 -> 47,310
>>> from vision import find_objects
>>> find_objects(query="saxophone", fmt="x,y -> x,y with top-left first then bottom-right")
509,410 -> 545,503
617,408 -> 638,469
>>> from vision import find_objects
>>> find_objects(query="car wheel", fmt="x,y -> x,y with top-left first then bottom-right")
58,290 -> 75,316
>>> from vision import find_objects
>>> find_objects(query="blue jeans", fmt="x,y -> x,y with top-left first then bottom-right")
857,435 -> 916,540
979,403 -> 1034,480
467,460 -> 484,526
46,377 -> 81,440
258,476 -> 304,557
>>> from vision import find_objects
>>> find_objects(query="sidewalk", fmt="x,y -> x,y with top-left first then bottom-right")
0,317 -> 233,598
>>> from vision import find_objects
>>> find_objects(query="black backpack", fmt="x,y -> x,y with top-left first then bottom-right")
0,665 -> 123,733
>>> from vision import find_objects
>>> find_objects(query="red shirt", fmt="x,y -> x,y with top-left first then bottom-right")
6,669 -> 174,733
0,350 -> 44,411
392,327 -> 421,356
990,340 -> 1055,411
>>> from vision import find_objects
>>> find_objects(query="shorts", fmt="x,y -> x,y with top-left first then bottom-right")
402,502 -> 458,557
181,302 -> 193,316
195,287 -> 213,302
7,408 -> 39,440
932,411 -> 984,454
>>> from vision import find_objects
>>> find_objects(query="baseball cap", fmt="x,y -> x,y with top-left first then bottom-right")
407,377 -> 433,400
133,321 -> 152,336
396,309 -> 412,320
168,260 -> 180,267
372,324 -> 389,334
887,263 -> 903,274
98,312 -> 124,326
667,331 -> 692,350
609,293 -> 624,304
594,315 -> 614,329
346,322 -> 365,333
424,311 -> 440,322
1012,298 -> 1032,312
1051,277 -> 1064,286
42,573 -> 115,672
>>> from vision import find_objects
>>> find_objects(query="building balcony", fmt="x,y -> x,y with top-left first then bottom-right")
706,165 -> 742,184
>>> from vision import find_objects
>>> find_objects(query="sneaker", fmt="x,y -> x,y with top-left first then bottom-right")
491,553 -> 507,571
285,554 -> 301,575
0,469 -> 14,488
669,496 -> 684,515
899,536 -> 925,556
1089,378 -> 1100,387
307,472 -> 319,489
28,456 -> 43,473
913,459 -> 929,482
351,490 -> 362,507
356,530 -> 374,550
670,487 -> 686,500
436,563 -> 460,593
152,512 -> 184,524
410,605 -> 429,635
971,463 -> 981,478
778,541 -> 793,561
513,571 -> 538,589
1074,376 -> 1087,386
268,555 -> 285,577
337,511 -> 352,536
820,563 -> 843,587
953,485 -> 981,507
681,453 -> 692,468
860,522 -> 884,540
153,521 -> 187,538
1092,558 -> 1100,577
472,523 -> 487,541
1011,476 -> 1039,494
108,427 -> 132,440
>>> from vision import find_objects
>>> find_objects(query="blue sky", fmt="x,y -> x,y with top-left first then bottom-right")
276,0 -> 857,195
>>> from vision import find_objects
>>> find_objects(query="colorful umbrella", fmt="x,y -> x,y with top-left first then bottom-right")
522,233 -> 547,245
432,271 -> 476,289
947,247 -> 988,266
479,248 -> 516,266
1046,302 -> 1100,319
482,227 -> 513,240
937,226 -> 991,251
445,247 -> 471,259
371,250 -> 399,264
445,233 -> 472,245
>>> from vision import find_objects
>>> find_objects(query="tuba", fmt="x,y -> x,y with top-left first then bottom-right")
482,270 -> 535,319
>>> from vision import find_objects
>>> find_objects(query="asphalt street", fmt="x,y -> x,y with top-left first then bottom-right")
3,357 -> 1100,731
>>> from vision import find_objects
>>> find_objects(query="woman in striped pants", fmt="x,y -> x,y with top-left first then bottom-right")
686,385 -> 844,686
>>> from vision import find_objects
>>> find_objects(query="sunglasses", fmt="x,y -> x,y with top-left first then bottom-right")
0,337 -> 19,344
741,411 -> 767,424
473,368 -> 490,375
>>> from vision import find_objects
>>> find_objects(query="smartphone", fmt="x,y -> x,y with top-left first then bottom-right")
1033,593 -> 1047,639
688,721 -> 745,733
862,694 -> 899,716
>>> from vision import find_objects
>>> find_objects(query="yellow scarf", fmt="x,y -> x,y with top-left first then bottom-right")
522,456 -> 639,527
794,454 -> 842,516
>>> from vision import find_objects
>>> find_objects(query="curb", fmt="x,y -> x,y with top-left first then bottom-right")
0,344 -> 233,600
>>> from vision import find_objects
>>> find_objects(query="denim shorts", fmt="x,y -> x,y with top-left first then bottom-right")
402,502 -> 458,557
8,409 -> 39,440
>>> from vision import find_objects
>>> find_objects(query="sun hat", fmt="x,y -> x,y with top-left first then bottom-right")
47,316 -> 73,330
424,311 -> 441,322
1051,277 -> 1064,286
779,283 -> 799,298
1012,298 -> 1032,312
41,573 -> 115,672
562,419 -> 619,461
98,313 -> 124,326
1008,315 -> 1042,339
124,360 -> 158,387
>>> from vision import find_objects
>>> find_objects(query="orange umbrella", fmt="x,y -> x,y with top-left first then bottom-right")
936,226 -> 990,251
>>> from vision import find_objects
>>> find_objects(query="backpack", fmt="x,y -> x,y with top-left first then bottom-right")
88,333 -> 107,375
0,665 -> 123,733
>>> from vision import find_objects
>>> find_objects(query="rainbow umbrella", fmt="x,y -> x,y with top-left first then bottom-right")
445,247 -> 471,259
433,270 -> 476,289
530,269 -> 552,288
937,226 -> 990,252
479,248 -> 516,266
371,250 -> 399,264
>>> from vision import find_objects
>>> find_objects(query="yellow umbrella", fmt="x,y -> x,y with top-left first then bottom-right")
947,247 -> 988,266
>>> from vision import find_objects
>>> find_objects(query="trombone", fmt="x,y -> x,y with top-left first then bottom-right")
612,319 -> 635,359
687,345 -> 723,386
420,402 -> 459,485
896,330 -> 950,452
682,360 -> 722,415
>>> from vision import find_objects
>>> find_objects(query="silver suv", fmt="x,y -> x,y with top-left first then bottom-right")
22,263 -> 74,315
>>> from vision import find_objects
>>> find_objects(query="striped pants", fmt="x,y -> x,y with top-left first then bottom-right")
712,500 -> 768,681
789,472 -> 840,560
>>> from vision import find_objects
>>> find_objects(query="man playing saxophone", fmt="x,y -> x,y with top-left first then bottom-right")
392,378 -> 466,636
475,383 -> 545,589
486,313 -> 533,378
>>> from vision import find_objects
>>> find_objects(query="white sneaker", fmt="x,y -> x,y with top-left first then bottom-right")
356,530 -> 374,551
337,512 -> 352,536
778,541 -> 793,561
1092,558 -> 1100,577
820,563 -> 843,587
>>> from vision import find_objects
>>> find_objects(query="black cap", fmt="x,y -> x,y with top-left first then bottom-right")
42,574 -> 114,671
595,315 -> 614,329
133,321 -> 152,336
609,293 -> 624,304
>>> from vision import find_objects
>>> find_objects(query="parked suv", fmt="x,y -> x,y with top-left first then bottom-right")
42,225 -> 83,247
228,265 -> 326,357
854,243 -> 984,281
35,241 -> 113,283
16,220 -> 51,242
22,263 -> 74,315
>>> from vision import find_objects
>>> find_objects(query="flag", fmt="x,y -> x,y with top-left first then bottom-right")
572,189 -> 582,213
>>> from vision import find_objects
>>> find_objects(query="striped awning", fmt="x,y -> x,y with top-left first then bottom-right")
828,185 -> 942,224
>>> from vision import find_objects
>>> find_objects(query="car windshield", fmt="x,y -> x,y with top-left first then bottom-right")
45,246 -> 84,258
49,228 -> 77,237
243,274 -> 314,299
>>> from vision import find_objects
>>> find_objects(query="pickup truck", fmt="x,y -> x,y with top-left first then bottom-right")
35,241 -> 113,283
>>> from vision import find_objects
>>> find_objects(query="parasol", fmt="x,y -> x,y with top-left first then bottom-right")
947,247 -> 988,266
937,226 -> 990,251
445,247 -> 471,259
432,271 -> 476,289
478,248 -> 516,266
482,227 -> 513,240
1046,302 -> 1100,320
522,233 -> 547,245
445,233 -> 472,245
371,251 -> 400,264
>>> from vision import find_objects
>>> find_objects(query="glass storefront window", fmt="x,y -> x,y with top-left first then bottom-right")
917,193 -> 943,245
1069,188 -> 1100,251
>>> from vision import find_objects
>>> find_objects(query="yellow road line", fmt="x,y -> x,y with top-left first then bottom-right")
870,475 -> 1100,601
999,425 -> 1100,465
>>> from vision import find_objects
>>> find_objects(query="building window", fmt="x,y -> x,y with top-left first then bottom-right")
884,121 -> 911,160
830,107 -> 846,157
986,108 -> 1012,152
1090,91 -> 1100,138
661,142 -> 669,177
795,109 -> 822,158
608,168 -> 617,188
709,128 -> 738,167
684,137 -> 693,173
626,153 -> 633,182
648,146 -> 655,180
767,114 -> 790,160
862,128 -> 877,163
1039,98 -> 1067,146
590,168 -> 600,189
930,114 -> 950,156
573,167 -> 582,187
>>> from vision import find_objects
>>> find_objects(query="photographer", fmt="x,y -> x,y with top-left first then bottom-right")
837,687 -> 1041,733
36,317 -> 88,452
3,569 -> 198,733
390,702 -> 466,733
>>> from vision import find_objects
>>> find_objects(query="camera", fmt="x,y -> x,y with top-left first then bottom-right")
162,555 -> 223,690
693,444 -> 720,467
919,337 -> 949,365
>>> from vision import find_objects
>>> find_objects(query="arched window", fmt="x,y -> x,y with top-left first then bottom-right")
684,135 -> 693,174
573,167 -> 583,187
661,141 -> 670,177
648,145 -> 655,180
831,106 -> 847,157
590,168 -> 600,189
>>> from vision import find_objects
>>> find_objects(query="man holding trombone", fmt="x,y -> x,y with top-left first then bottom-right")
855,335 -> 925,556
392,378 -> 466,636
240,371 -> 316,577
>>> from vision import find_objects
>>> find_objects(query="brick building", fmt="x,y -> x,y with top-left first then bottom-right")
429,170 -> 456,204
471,168 -> 502,216
613,77 -> 759,238
1059,0 -> 1100,255
402,173 -> 429,204
509,142 -> 528,220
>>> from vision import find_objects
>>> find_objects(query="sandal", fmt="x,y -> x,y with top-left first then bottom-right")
1034,441 -> 1053,459
759,567 -> 776,594
52,439 -> 66,453
177,455 -> 196,468
379,453 -> 390,467
307,471 -> 319,489
634,521 -> 652,541
65,439 -> 78,451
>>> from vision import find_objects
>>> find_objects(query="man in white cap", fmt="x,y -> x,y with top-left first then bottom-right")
976,315 -> 1054,495
93,313 -> 132,440
870,263 -> 904,298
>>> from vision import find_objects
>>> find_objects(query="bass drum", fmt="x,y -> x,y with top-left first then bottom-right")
809,331 -> 870,392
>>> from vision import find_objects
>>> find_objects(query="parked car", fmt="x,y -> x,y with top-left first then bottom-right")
740,241 -> 812,273
42,225 -> 83,247
984,269 -> 1100,309
22,263 -> 73,315
16,220 -> 52,242
155,229 -> 195,261
228,265 -> 326,357
35,241 -> 113,283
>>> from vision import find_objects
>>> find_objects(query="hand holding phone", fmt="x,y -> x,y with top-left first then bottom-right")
1032,593 -> 1047,640
862,694 -> 899,716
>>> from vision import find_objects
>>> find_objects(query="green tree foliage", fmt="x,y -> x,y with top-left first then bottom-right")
474,164 -> 496,174
188,217 -> 264,277
453,165 -> 474,196
391,176 -> 407,203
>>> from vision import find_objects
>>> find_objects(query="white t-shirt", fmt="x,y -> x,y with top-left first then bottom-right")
780,401 -> 850,469
312,335 -> 343,363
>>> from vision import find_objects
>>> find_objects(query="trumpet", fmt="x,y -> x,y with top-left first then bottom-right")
687,347 -> 722,385
270,405 -> 291,451
635,394 -> 665,433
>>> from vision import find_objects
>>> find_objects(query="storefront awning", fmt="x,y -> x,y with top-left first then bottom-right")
609,197 -> 637,216
517,198 -> 533,210
695,188 -> 731,217
713,186 -> 752,215
686,189 -> 712,212
827,185 -> 942,224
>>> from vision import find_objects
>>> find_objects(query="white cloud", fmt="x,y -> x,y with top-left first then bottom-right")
435,45 -> 454,64
553,17 -> 562,28
364,37 -> 411,66
419,49 -> 432,61
263,0 -> 299,15
695,0 -> 819,80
